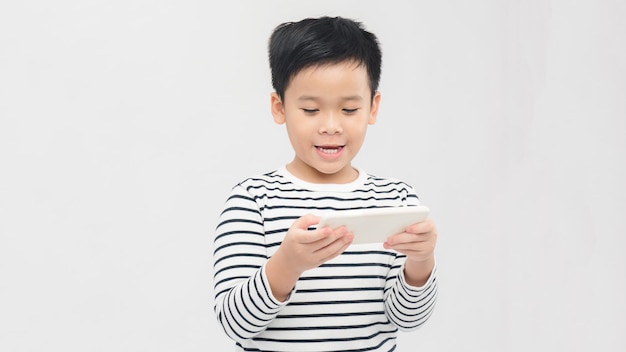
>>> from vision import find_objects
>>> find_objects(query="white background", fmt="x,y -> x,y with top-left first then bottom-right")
1,1 -> 625,351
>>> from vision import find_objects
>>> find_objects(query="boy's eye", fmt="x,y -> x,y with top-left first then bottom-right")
343,108 -> 359,114
302,108 -> 319,114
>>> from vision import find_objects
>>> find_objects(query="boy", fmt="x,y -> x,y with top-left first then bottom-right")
213,16 -> 438,351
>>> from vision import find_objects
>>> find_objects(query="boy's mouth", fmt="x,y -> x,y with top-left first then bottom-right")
316,145 -> 344,154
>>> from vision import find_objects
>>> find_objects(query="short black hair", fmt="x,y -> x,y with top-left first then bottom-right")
268,16 -> 382,101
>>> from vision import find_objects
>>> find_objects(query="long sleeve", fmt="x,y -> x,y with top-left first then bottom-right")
384,260 -> 438,330
383,185 -> 438,330
212,185 -> 288,342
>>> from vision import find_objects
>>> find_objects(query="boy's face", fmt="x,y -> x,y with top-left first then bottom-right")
271,61 -> 380,184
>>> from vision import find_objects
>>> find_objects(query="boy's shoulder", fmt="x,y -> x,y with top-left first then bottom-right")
233,169 -> 284,187
362,171 -> 416,190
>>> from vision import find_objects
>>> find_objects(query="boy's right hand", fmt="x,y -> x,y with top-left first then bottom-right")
280,214 -> 354,274
265,214 -> 354,301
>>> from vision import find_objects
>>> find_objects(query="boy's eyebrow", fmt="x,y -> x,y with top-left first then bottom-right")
297,95 -> 364,102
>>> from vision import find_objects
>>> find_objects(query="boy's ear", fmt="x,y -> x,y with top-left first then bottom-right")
368,91 -> 381,125
271,92 -> 286,124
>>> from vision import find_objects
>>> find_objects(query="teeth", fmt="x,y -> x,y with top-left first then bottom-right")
319,147 -> 340,154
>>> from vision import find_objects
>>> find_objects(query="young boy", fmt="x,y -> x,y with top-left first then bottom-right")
213,16 -> 438,351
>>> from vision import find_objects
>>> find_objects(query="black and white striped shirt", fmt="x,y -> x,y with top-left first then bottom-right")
213,166 -> 437,351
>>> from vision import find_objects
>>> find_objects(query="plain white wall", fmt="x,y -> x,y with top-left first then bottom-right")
1,1 -> 624,351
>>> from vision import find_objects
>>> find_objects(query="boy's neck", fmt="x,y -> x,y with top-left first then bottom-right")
285,162 -> 359,184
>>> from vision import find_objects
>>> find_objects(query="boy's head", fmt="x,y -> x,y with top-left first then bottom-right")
268,16 -> 382,101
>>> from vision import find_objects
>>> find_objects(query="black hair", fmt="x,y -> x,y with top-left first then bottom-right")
268,16 -> 382,101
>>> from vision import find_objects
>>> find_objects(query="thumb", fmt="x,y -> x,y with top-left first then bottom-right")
292,213 -> 321,231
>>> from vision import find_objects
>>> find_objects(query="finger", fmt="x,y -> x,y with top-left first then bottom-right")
387,242 -> 435,256
405,218 -> 435,234
289,214 -> 331,244
294,213 -> 321,230
315,232 -> 354,261
386,231 -> 430,246
310,226 -> 349,248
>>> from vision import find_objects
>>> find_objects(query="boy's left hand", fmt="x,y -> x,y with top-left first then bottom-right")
382,218 -> 437,263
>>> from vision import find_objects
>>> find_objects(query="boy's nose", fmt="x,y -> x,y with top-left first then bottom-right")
319,112 -> 343,134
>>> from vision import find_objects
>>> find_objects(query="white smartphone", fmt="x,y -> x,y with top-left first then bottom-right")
317,205 -> 430,244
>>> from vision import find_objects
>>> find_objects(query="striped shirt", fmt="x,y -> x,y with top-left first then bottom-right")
213,166 -> 438,351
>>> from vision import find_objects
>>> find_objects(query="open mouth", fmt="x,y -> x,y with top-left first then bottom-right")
316,146 -> 344,154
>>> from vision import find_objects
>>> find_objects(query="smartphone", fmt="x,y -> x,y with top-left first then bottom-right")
317,205 -> 430,244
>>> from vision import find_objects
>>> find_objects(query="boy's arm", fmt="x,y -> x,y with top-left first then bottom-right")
404,254 -> 436,287
382,186 -> 438,330
384,252 -> 438,331
213,186 -> 286,342
213,186 -> 354,341
387,217 -> 437,286
266,214 -> 354,301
